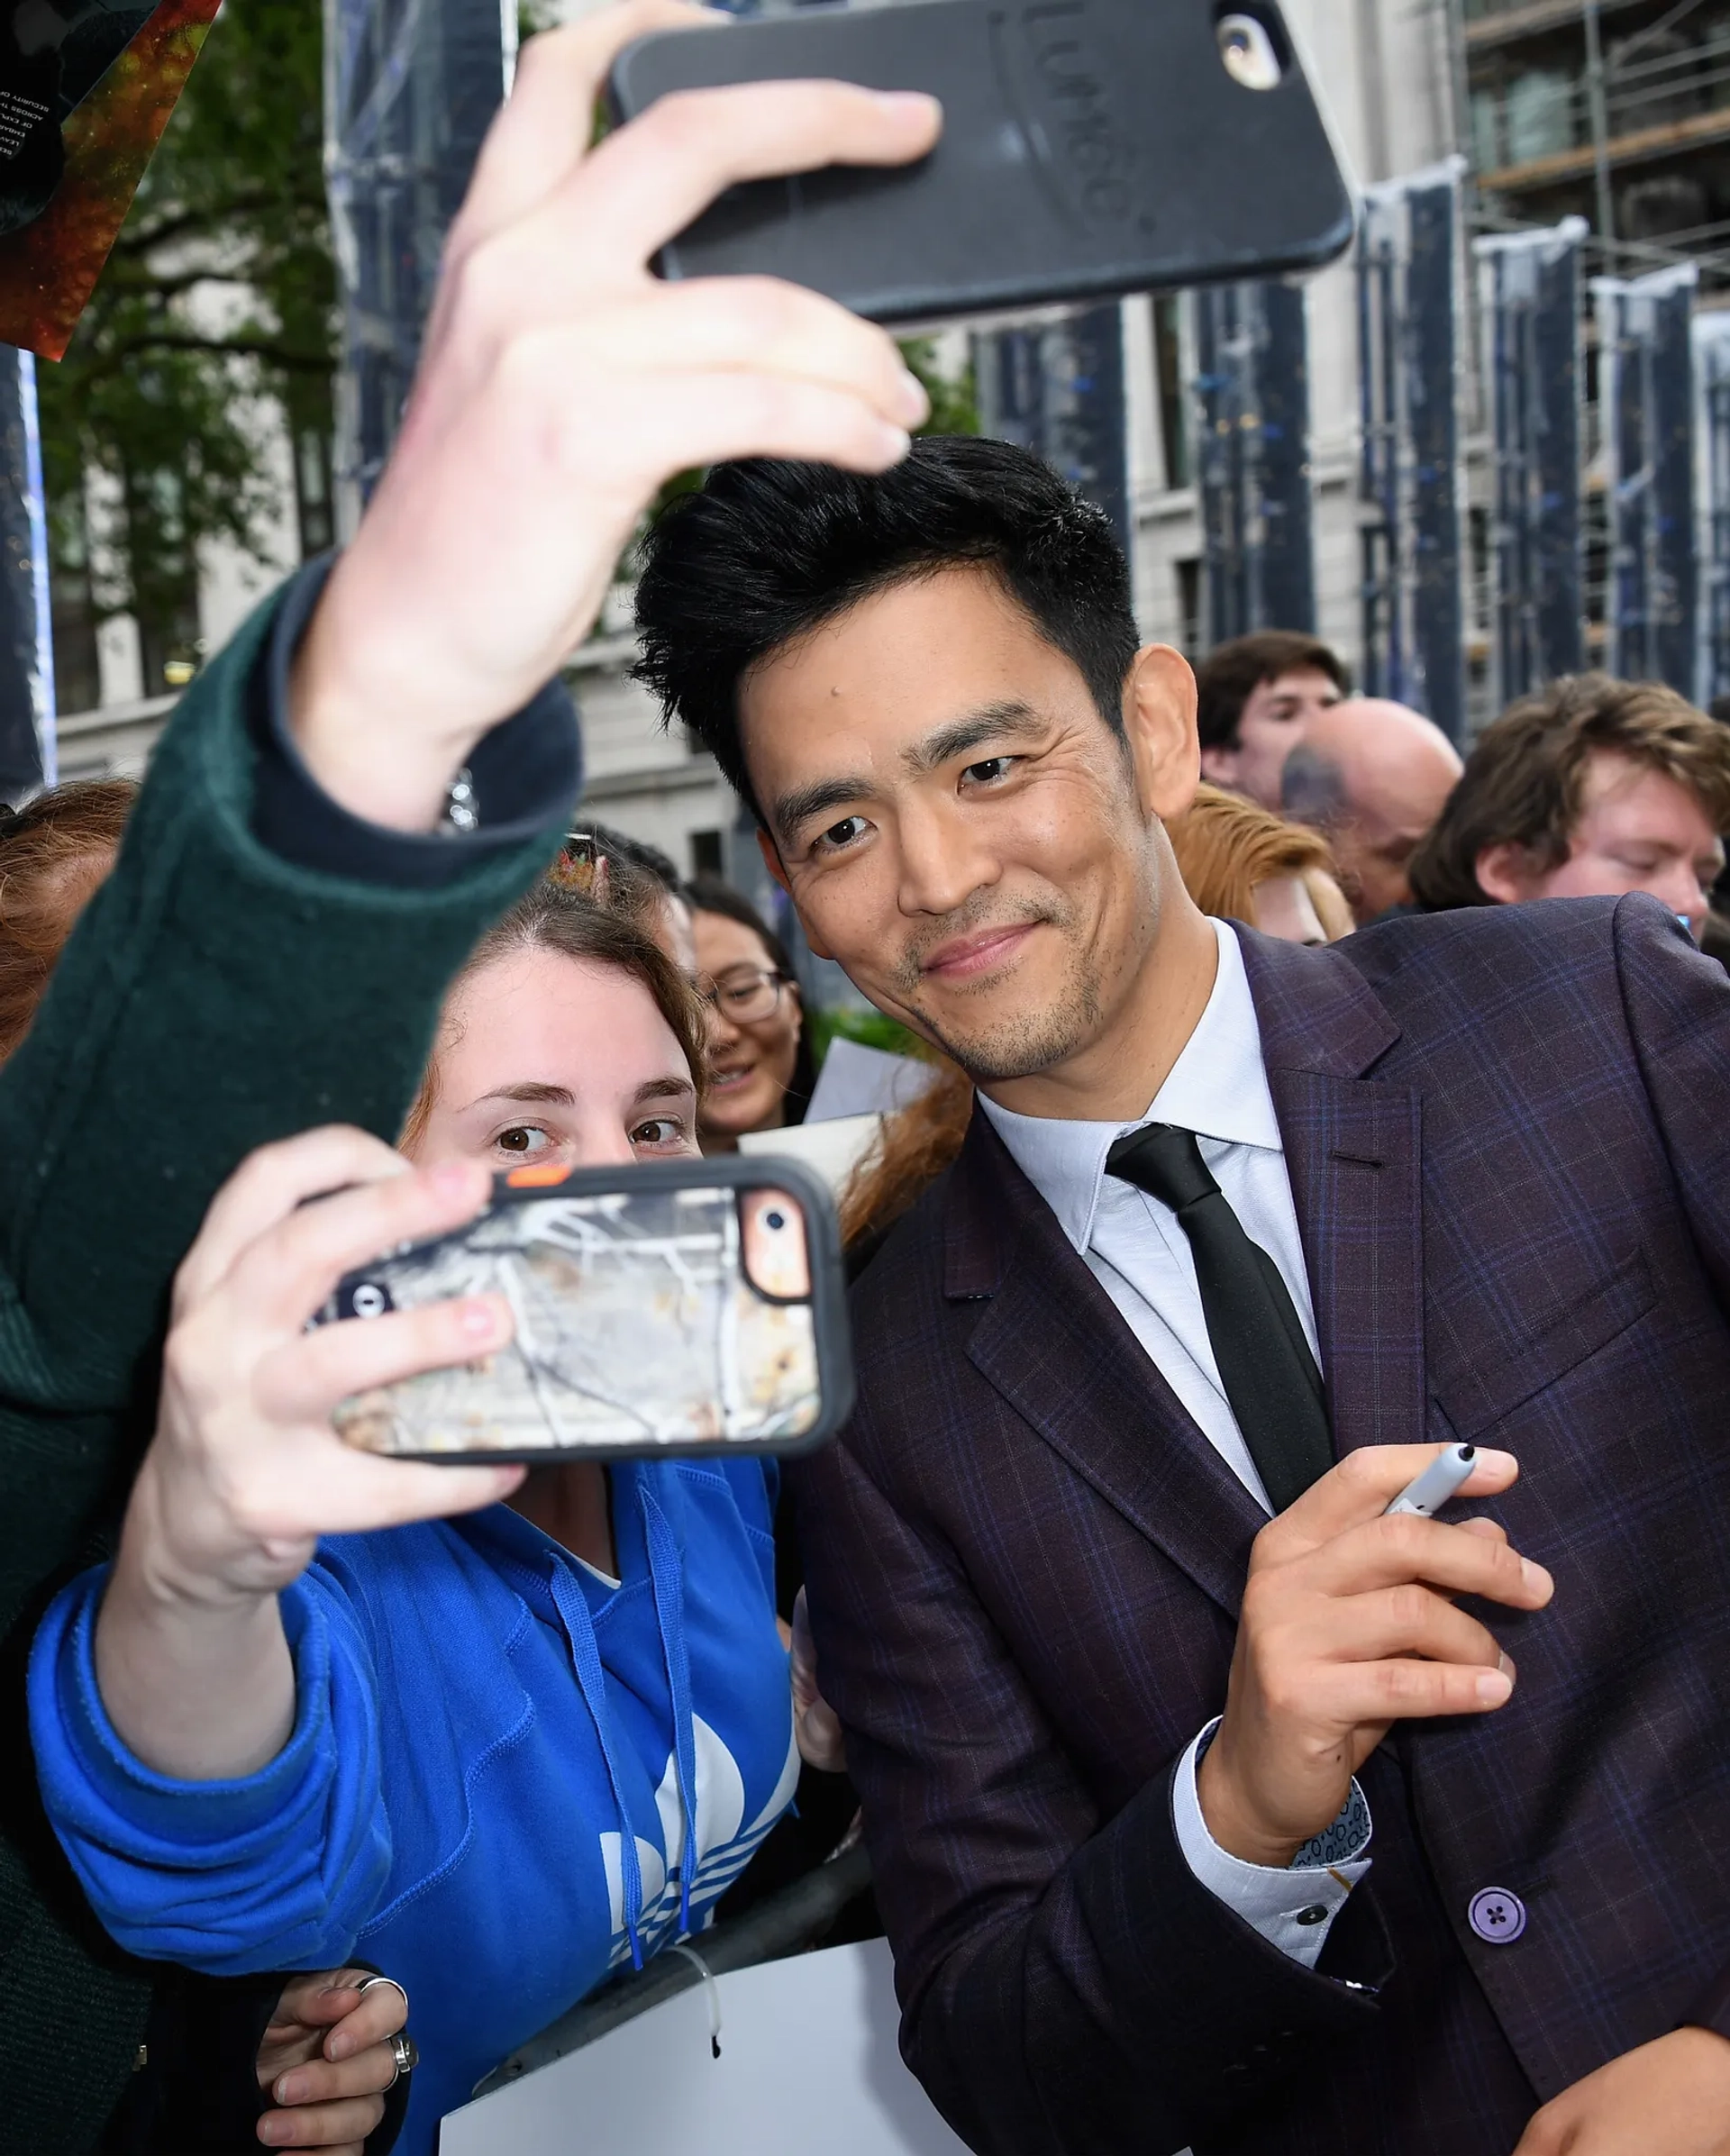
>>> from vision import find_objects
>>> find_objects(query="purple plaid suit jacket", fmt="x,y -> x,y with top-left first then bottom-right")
793,894 -> 1730,2156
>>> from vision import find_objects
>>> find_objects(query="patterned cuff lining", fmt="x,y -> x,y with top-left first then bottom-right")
1195,1722 -> 1371,1869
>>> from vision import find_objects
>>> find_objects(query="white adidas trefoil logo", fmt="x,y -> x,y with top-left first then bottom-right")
599,1713 -> 801,1968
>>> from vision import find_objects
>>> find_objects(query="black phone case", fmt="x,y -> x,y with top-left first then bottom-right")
606,0 -> 1355,324
317,1153 -> 855,1465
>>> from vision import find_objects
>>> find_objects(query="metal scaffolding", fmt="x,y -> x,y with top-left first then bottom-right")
323,0 -> 514,532
1474,217 -> 1588,707
1193,278 -> 1316,643
0,347 -> 53,803
1594,259 -> 1698,692
974,305 -> 1130,550
1357,158 -> 1468,744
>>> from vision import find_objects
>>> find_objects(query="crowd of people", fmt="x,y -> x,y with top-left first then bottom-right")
3,6 -> 1729,2154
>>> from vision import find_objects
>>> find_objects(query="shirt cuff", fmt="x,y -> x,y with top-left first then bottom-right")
250,554 -> 583,887
1172,1720 -> 1372,1971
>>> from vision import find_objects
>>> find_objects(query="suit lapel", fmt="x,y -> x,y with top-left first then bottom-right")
947,1114 -> 1266,1617
1241,929 -> 1427,1460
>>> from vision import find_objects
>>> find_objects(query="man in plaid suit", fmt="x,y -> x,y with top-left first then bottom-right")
636,436 -> 1730,2155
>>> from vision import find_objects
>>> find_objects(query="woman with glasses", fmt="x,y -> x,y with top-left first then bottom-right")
687,877 -> 815,1151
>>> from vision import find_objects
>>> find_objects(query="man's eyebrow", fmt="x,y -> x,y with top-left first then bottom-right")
770,775 -> 872,841
903,701 -> 1047,776
769,702 -> 1048,841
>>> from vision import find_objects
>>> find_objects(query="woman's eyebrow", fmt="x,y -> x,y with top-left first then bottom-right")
463,1081 -> 575,1110
633,1075 -> 697,1105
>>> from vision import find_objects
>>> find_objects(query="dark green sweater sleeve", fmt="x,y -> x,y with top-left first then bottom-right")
0,580 -> 575,2156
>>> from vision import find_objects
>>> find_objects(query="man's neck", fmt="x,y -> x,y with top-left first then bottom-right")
977,897 -> 1220,1124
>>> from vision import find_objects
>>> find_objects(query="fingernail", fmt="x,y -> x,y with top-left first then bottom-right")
1520,1558 -> 1552,1597
1477,1448 -> 1517,1476
274,2070 -> 305,2104
877,89 -> 941,122
893,367 -> 930,428
326,2029 -> 353,2060
873,423 -> 912,465
458,1296 -> 500,1340
1498,1651 -> 1516,1679
1476,1669 -> 1513,1706
258,2119 -> 291,2147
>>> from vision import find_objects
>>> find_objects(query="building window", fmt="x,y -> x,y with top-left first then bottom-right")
1154,296 -> 1191,492
689,829 -> 724,877
1175,559 -> 1201,656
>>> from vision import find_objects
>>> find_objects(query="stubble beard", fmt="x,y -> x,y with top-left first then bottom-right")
887,894 -> 1109,1085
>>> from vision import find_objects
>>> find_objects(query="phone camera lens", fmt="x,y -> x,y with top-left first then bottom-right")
351,1282 -> 389,1320
1216,12 -> 1283,90
763,1208 -> 787,1233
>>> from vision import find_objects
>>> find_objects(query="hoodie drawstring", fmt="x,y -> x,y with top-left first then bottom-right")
641,1484 -> 700,1942
548,1563 -> 647,1970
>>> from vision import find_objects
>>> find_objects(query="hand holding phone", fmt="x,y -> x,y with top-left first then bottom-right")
288,0 -> 937,835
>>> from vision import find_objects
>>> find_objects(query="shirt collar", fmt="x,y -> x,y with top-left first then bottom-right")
977,918 -> 1282,1254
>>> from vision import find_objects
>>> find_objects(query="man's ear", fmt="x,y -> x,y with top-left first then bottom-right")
1124,644 -> 1201,823
756,827 -> 835,960
1199,741 -> 1240,789
1473,841 -> 1535,906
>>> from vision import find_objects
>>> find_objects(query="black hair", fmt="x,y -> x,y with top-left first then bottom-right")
686,874 -> 815,1125
633,437 -> 1140,823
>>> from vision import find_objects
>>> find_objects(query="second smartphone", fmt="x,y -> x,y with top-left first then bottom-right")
606,0 -> 1355,324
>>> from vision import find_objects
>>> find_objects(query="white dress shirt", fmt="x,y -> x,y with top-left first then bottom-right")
978,919 -> 1370,1970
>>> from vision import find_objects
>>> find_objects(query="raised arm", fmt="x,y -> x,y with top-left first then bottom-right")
1,0 -> 936,1627
28,1128 -> 527,1968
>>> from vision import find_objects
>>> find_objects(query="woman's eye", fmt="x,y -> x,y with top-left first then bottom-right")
495,1125 -> 550,1156
815,814 -> 870,854
963,756 -> 1016,786
631,1118 -> 684,1150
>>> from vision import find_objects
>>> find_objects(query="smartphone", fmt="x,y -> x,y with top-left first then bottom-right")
606,0 -> 1354,325
315,1155 -> 853,1463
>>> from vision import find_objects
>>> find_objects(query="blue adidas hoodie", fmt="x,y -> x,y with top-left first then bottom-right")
28,1456 -> 798,2156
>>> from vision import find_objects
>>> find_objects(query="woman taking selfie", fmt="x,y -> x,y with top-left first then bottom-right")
687,876 -> 815,1150
27,884 -> 812,2156
1,782 -> 421,2156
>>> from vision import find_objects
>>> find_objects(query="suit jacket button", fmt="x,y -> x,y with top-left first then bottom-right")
1467,1888 -> 1526,1943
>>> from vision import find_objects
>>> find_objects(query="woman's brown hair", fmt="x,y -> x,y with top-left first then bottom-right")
1165,783 -> 1348,932
0,779 -> 136,1062
836,1058 -> 972,1254
402,877 -> 707,1151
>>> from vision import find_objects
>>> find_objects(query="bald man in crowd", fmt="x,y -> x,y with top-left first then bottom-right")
1281,697 -> 1463,923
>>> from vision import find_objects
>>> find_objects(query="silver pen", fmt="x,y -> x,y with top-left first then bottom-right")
1384,1442 -> 1477,1518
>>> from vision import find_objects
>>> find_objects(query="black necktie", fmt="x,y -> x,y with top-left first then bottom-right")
1106,1123 -> 1332,1514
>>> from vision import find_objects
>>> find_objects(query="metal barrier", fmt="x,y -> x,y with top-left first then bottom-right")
473,1841 -> 875,2097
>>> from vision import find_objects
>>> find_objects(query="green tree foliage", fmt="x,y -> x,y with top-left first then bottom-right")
37,3 -> 333,705
901,334 -> 979,438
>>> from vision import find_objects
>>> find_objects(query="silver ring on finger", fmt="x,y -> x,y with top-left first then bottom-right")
385,2032 -> 418,2089
354,1973 -> 409,2022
